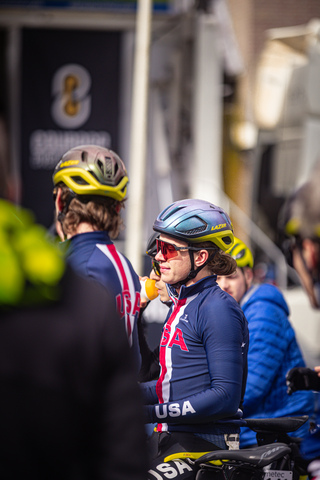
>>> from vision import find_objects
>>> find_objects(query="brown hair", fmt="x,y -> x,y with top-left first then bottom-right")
194,241 -> 237,276
56,183 -> 124,239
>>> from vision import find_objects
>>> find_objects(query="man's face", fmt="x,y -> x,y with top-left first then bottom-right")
154,234 -> 191,286
150,269 -> 170,303
216,267 -> 249,303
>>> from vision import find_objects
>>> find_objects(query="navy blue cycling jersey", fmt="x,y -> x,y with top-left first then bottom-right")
66,231 -> 141,370
142,276 -> 249,435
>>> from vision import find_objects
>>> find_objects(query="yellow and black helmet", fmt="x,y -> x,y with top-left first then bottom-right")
53,145 -> 129,201
227,237 -> 254,268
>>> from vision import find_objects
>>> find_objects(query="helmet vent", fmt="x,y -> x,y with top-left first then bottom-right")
81,151 -> 88,162
97,159 -> 104,175
161,206 -> 184,221
222,236 -> 232,245
234,248 -> 246,260
185,225 -> 207,235
71,175 -> 89,186
104,156 -> 117,182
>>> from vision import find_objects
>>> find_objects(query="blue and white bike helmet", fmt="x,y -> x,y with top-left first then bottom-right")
153,199 -> 234,251
153,199 -> 234,285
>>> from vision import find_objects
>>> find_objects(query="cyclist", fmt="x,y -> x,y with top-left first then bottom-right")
216,237 -> 314,448
141,199 -> 249,480
279,164 -> 320,309
52,144 -> 142,369
279,166 -> 320,469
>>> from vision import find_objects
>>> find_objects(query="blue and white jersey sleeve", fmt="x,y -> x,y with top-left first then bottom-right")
67,231 -> 142,370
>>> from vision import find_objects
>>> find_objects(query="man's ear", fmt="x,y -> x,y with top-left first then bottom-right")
243,266 -> 254,287
302,238 -> 319,270
55,188 -> 64,213
194,249 -> 209,267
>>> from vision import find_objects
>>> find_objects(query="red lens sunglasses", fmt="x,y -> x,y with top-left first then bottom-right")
156,239 -> 197,261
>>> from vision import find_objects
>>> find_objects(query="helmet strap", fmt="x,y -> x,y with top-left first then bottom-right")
171,249 -> 217,290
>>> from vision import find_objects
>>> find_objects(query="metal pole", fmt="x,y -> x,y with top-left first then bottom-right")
190,13 -> 223,206
125,0 -> 152,274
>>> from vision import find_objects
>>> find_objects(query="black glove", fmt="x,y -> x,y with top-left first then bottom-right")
286,367 -> 320,395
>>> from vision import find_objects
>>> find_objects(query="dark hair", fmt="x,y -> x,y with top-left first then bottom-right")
56,183 -> 125,239
193,241 -> 237,276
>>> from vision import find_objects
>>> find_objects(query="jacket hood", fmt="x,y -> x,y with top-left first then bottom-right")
241,283 -> 290,316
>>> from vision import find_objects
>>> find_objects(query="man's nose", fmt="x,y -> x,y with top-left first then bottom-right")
155,250 -> 164,261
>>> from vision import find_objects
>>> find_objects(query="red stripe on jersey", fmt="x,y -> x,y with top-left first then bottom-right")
156,298 -> 187,432
156,298 -> 187,403
106,244 -> 132,337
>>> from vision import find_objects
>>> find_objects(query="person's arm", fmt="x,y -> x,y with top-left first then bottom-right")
137,307 -> 160,382
97,298 -> 148,479
138,345 -> 160,383
242,299 -> 291,416
140,379 -> 158,407
144,301 -> 247,425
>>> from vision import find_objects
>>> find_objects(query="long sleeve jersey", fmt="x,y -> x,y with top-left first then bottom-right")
240,283 -> 315,447
142,276 -> 249,435
66,231 -> 141,370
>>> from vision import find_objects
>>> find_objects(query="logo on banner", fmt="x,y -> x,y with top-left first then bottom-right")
51,64 -> 91,129
29,63 -> 111,170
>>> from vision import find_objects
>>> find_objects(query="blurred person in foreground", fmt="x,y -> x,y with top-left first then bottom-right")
279,162 -> 320,469
0,135 -> 148,479
216,237 -> 314,449
52,144 -> 142,370
138,232 -> 171,384
138,233 -> 172,438
141,199 -> 249,480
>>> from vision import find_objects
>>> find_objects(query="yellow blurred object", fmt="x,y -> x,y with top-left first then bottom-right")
0,199 -> 65,307
140,278 -> 159,302
164,451 -> 224,466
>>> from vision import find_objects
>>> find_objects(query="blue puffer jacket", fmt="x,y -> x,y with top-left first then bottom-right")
240,283 -> 315,448
300,406 -> 320,460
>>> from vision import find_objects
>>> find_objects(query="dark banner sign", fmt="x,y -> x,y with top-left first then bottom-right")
20,28 -> 121,227
0,1 -> 171,11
